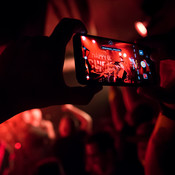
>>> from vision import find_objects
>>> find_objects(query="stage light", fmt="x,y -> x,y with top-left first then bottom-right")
92,40 -> 96,43
82,36 -> 86,40
123,53 -> 127,57
143,73 -> 148,79
86,75 -> 89,80
119,52 -> 122,56
139,50 -> 144,55
141,61 -> 146,68
15,142 -> 21,150
135,21 -> 147,37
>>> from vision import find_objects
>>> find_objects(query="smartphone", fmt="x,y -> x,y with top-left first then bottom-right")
73,34 -> 156,86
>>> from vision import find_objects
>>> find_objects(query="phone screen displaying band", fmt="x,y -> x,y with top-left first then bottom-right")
74,34 -> 155,86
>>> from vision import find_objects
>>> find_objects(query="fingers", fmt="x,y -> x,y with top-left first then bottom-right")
63,85 -> 103,105
136,31 -> 175,61
50,18 -> 87,46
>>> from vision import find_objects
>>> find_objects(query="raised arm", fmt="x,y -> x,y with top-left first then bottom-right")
0,18 -> 102,123
61,104 -> 93,133
138,59 -> 175,175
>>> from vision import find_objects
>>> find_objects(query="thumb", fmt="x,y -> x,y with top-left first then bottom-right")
50,18 -> 87,46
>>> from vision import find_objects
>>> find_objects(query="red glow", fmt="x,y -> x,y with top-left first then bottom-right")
15,142 -> 21,150
82,36 -> 86,40
123,53 -> 127,57
81,36 -> 151,84
135,22 -> 147,37
141,61 -> 146,68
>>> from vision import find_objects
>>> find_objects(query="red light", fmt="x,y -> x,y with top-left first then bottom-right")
82,36 -> 86,41
15,143 -> 21,150
135,21 -> 147,37
123,53 -> 127,57
92,40 -> 96,43
143,73 -> 148,79
141,61 -> 146,68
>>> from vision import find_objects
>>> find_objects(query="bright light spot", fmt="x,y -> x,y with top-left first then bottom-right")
135,21 -> 147,37
86,75 -> 90,80
141,61 -> 146,68
139,50 -> 144,55
15,143 -> 21,150
119,52 -> 122,56
82,36 -> 86,40
92,40 -> 96,43
84,56 -> 87,59
123,53 -> 127,57
143,73 -> 148,79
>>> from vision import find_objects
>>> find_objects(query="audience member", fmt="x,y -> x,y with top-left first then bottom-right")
0,17 -> 102,124
53,105 -> 93,175
58,104 -> 92,138
85,131 -> 123,175
34,157 -> 65,175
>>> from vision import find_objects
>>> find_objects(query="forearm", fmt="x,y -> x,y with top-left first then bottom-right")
109,86 -> 126,131
145,112 -> 175,175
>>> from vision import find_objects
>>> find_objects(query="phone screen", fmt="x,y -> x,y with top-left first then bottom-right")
73,34 -> 155,86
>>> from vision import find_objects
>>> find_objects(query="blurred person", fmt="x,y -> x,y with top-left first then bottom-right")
58,104 -> 92,138
22,108 -> 56,139
53,104 -> 92,175
7,109 -> 56,175
21,109 -> 55,157
107,0 -> 175,174
127,121 -> 154,168
54,131 -> 87,175
135,0 -> 175,174
109,86 -> 159,133
137,58 -> 175,175
108,79 -> 157,175
33,157 -> 65,175
85,131 -> 124,175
